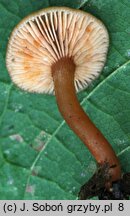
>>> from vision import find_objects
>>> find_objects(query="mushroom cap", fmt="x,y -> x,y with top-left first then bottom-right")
6,7 -> 109,94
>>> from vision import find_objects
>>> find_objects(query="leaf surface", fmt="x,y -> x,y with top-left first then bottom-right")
0,0 -> 130,199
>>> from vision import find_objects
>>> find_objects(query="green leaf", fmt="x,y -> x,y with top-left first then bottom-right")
0,0 -> 130,199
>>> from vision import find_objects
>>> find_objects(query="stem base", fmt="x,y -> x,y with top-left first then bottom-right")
79,164 -> 130,200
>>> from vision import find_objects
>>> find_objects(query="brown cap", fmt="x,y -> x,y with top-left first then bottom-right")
6,7 -> 109,94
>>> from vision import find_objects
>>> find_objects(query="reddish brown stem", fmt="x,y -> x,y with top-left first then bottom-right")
52,57 -> 121,184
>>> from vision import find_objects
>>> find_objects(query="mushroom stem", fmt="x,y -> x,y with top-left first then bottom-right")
52,57 -> 121,185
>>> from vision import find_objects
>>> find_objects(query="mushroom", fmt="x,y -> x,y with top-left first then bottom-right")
6,7 -> 130,199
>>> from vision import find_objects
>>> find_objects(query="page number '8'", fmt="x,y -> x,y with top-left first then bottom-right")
118,203 -> 124,211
